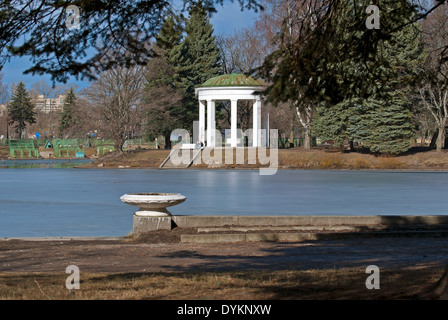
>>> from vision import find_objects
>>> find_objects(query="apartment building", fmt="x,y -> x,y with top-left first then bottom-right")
34,94 -> 66,113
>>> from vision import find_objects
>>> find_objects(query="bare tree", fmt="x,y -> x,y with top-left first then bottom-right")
0,72 -> 9,104
419,81 -> 448,151
0,73 -> 9,139
256,0 -> 321,149
220,26 -> 266,75
30,79 -> 71,98
419,2 -> 448,151
28,80 -> 77,138
218,26 -> 267,134
85,65 -> 146,152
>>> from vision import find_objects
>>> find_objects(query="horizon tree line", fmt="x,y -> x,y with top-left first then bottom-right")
0,0 -> 447,155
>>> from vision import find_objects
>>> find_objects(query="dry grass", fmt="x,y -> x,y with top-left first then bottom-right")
0,267 -> 444,300
277,150 -> 402,169
0,146 -> 9,158
278,148 -> 448,170
71,146 -> 448,171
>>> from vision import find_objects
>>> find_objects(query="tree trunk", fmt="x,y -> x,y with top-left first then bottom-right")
114,140 -> 124,153
436,126 -> 446,152
430,130 -> 438,150
164,134 -> 172,150
114,134 -> 126,153
296,106 -> 313,150
303,126 -> 311,150
349,140 -> 355,152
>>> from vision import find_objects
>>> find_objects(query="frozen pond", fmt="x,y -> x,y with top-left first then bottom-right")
0,167 -> 447,237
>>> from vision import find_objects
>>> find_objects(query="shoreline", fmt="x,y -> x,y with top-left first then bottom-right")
2,147 -> 448,171
74,165 -> 448,171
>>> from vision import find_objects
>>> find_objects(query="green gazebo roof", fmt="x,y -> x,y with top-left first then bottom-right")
199,73 -> 266,88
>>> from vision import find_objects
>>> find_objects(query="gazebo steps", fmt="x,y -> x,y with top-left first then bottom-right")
159,148 -> 202,168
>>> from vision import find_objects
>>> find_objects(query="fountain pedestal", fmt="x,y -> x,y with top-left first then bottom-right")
120,193 -> 186,235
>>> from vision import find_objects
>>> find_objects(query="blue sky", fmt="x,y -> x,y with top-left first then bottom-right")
1,2 -> 260,92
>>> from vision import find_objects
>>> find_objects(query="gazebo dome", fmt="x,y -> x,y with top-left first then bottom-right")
199,73 -> 266,88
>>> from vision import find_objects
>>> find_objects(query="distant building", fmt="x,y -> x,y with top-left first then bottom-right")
34,94 -> 66,113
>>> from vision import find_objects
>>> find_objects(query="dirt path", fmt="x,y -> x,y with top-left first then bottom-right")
2,235 -> 448,299
1,236 -> 447,274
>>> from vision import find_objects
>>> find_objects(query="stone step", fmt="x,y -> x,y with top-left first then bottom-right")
160,149 -> 202,168
196,224 -> 448,233
180,230 -> 448,244
132,214 -> 448,238
197,225 -> 363,233
171,215 -> 448,229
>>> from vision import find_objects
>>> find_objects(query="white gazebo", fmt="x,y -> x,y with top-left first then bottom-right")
195,73 -> 268,147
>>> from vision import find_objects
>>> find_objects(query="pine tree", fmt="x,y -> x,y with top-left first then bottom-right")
349,93 -> 414,154
170,1 -> 221,130
311,0 -> 424,154
155,14 -> 183,54
312,99 -> 358,148
8,82 -> 36,139
144,14 -> 184,149
59,88 -> 76,136
347,20 -> 424,155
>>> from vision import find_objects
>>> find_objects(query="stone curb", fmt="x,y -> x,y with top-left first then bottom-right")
0,237 -> 126,241
180,230 -> 448,244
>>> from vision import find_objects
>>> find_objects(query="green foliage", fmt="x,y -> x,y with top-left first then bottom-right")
1,0 -> 262,83
170,1 -> 222,130
348,94 -> 414,154
8,82 -> 36,138
143,4 -> 221,140
144,15 -> 184,141
310,1 -> 424,154
312,99 -> 358,147
59,88 -> 76,135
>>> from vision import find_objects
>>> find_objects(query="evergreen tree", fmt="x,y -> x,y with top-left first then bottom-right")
155,14 -> 184,54
171,1 -> 221,130
311,1 -> 424,154
312,99 -> 357,147
144,14 -> 184,149
8,82 -> 36,138
349,93 -> 415,154
59,88 -> 76,136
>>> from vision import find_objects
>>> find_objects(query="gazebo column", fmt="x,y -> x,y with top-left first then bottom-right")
231,99 -> 238,147
199,100 -> 205,145
263,103 -> 269,147
253,99 -> 262,147
206,99 -> 216,147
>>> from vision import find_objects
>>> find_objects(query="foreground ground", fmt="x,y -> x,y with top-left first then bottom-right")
1,232 -> 448,300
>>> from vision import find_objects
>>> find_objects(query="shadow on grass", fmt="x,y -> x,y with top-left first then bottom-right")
85,265 -> 445,300
132,215 -> 448,299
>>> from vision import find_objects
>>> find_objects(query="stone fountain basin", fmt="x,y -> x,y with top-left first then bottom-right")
120,193 -> 186,216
